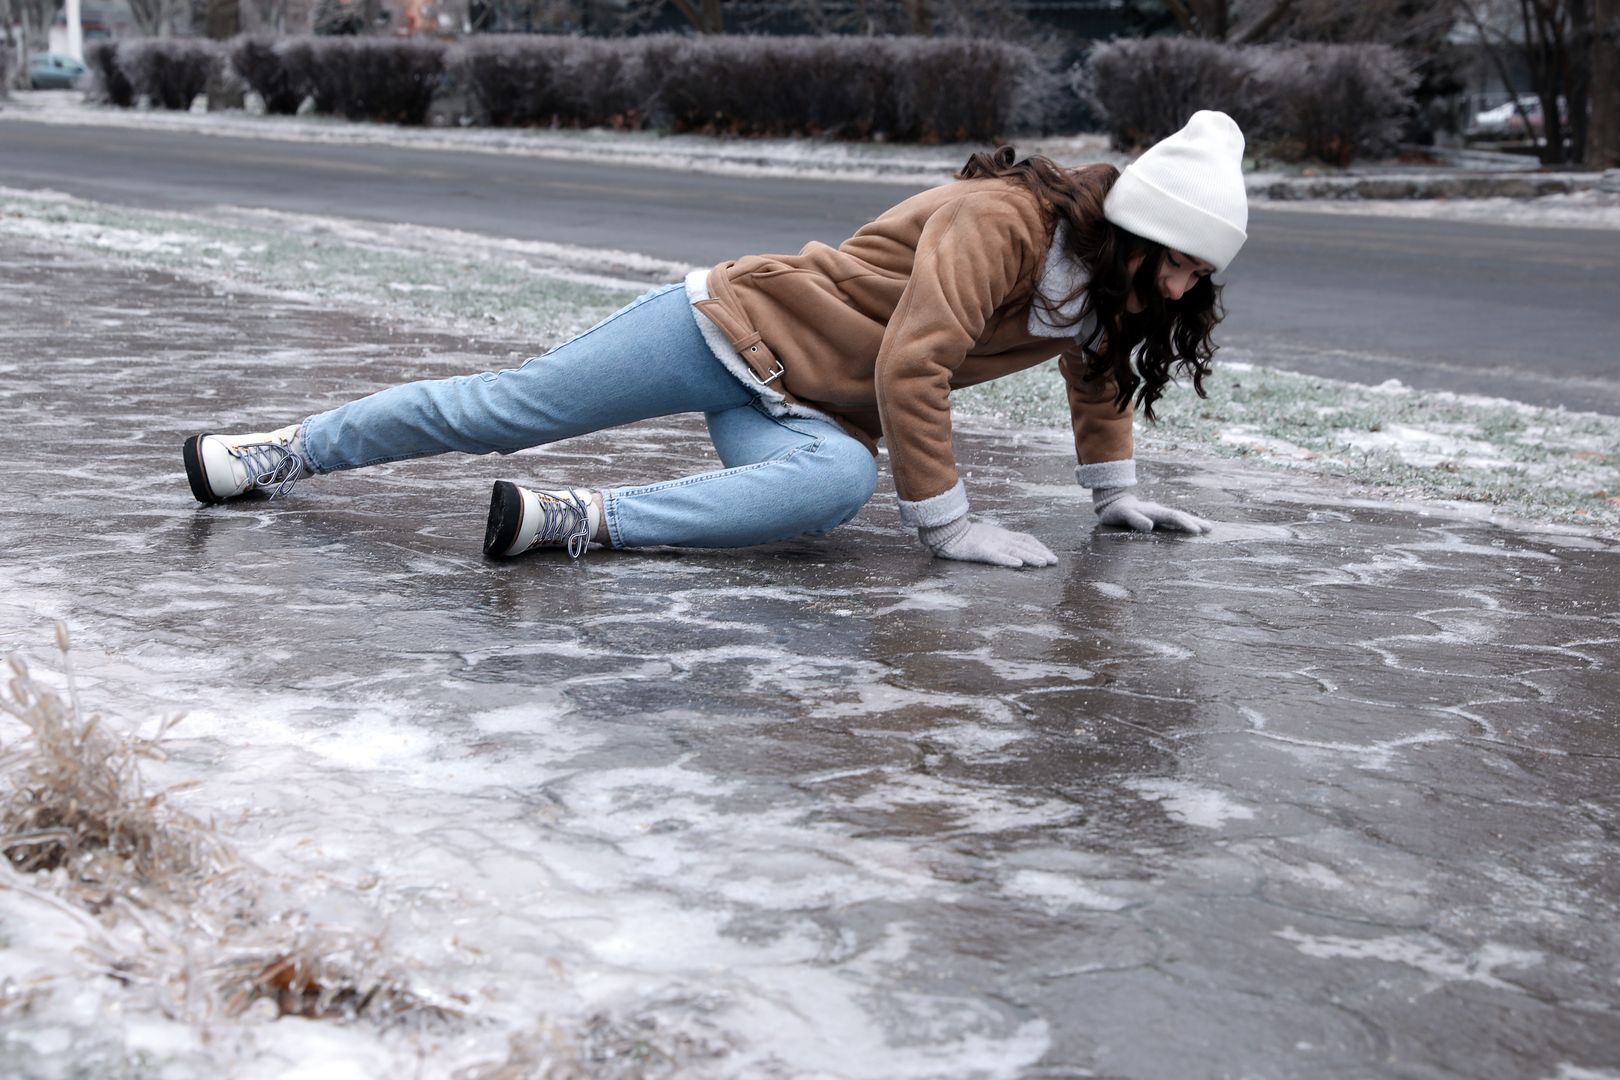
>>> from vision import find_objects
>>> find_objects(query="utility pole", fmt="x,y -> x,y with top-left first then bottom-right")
66,0 -> 84,61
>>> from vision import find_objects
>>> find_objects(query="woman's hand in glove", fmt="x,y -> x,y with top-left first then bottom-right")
918,516 -> 1058,568
1092,487 -> 1213,534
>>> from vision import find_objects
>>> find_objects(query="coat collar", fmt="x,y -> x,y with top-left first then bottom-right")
1027,220 -> 1095,340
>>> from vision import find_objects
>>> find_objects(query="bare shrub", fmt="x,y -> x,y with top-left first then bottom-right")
85,41 -> 134,108
455,35 -> 650,129
118,39 -> 224,111
1077,36 -> 1266,150
281,37 -> 446,125
229,34 -> 302,115
1079,37 -> 1416,165
449,33 -> 1049,141
1265,43 -> 1416,166
654,35 -> 1050,141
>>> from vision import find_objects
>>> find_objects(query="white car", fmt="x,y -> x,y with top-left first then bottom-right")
1469,95 -> 1545,136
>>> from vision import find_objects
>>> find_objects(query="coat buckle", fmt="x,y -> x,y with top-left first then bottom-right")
746,344 -> 785,386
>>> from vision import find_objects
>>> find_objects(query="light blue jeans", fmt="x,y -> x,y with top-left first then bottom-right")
298,284 -> 878,549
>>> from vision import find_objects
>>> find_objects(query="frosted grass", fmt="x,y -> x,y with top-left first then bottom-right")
956,361 -> 1620,537
0,188 -> 642,344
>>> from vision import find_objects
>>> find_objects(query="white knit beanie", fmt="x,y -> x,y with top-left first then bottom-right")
1102,110 -> 1249,272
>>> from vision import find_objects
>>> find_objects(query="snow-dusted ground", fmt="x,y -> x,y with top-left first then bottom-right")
3,184 -> 1613,537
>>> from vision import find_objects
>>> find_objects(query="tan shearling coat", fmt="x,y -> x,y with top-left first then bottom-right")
690,176 -> 1136,522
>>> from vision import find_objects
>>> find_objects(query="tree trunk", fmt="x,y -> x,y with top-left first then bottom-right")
1569,0 -> 1592,163
1521,0 -> 1570,164
1592,0 -> 1620,165
909,0 -> 930,34
206,0 -> 242,110
669,0 -> 722,32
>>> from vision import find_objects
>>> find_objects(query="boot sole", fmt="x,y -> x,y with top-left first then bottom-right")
484,480 -> 525,559
182,435 -> 222,504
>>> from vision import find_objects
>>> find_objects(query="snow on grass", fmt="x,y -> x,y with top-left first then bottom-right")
3,185 -> 1616,537
0,186 -> 650,344
956,361 -> 1620,538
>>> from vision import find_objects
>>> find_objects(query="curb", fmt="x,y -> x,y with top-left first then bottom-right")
1251,171 -> 1611,202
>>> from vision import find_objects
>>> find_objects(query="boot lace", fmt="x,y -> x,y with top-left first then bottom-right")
528,490 -> 592,559
232,441 -> 305,499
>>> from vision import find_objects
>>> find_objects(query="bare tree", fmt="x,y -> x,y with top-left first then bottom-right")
3,0 -> 62,77
127,0 -> 188,35
1155,0 -> 1299,43
1592,0 -> 1620,164
1519,0 -> 1578,161
1459,0 -> 1593,164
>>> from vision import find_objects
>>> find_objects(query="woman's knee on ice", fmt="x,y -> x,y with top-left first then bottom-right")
795,439 -> 878,536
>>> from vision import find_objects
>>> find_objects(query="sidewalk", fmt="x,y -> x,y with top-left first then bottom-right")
2,238 -> 1618,1078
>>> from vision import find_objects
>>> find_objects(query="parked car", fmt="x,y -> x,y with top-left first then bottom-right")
1469,95 -> 1540,136
29,52 -> 87,90
1469,94 -> 1567,138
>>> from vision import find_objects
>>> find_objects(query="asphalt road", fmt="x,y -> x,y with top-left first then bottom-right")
5,118 -> 1618,413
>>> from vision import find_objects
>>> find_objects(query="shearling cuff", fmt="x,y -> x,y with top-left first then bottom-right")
1075,459 -> 1137,490
897,480 -> 969,528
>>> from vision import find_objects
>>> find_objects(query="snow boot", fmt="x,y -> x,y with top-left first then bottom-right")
484,481 -> 600,560
182,424 -> 307,504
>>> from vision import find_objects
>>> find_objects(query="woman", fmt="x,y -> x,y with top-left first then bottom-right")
182,110 -> 1247,570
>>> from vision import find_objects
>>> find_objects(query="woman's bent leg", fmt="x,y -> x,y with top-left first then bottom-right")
602,404 -> 877,549
297,284 -> 751,475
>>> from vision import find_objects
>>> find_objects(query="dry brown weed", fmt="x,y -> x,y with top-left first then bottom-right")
0,624 -> 457,1028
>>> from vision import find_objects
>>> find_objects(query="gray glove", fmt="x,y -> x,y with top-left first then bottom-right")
919,515 -> 1058,568
1092,486 -> 1213,534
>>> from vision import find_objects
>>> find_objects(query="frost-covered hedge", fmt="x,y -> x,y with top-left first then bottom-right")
279,38 -> 446,124
120,39 -> 223,110
93,32 -> 1054,141
456,34 -> 1053,140
229,35 -> 302,115
1080,37 -> 1416,165
86,39 -> 218,110
86,41 -> 135,108
456,36 -> 650,128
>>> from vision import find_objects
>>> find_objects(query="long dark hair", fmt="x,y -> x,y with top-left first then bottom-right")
956,146 -> 1224,420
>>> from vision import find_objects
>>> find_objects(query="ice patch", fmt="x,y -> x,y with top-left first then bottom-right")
1275,927 -> 1543,992
1004,869 -> 1133,912
1550,1066 -> 1620,1080
1123,778 -> 1257,829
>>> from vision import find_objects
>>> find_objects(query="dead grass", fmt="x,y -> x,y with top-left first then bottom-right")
1,625 -> 230,908
0,624 -> 457,1028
